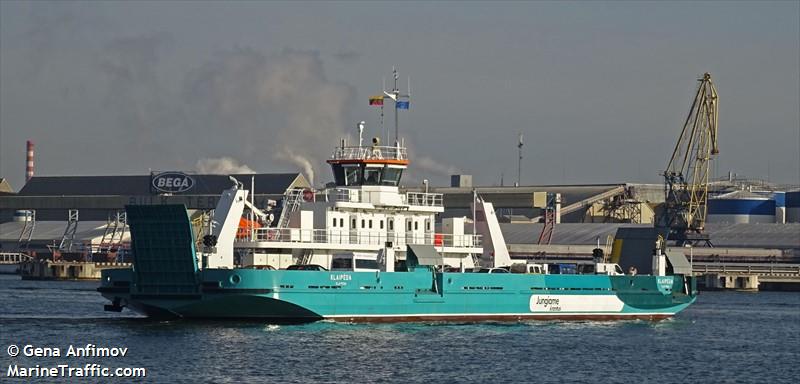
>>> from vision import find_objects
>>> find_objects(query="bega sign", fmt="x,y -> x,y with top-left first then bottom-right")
151,172 -> 195,194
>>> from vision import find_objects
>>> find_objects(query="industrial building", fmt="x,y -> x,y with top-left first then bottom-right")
2,170 -> 797,259
1,172 -> 309,220
787,190 -> 800,223
499,222 -> 800,258
0,172 -> 310,255
707,190 -> 787,224
413,175 -> 666,224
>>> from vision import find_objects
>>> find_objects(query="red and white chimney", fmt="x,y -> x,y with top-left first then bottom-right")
26,140 -> 34,182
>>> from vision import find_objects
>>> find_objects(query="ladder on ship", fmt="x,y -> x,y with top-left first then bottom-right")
471,253 -> 481,269
299,249 -> 314,265
192,210 -> 211,249
276,188 -> 306,229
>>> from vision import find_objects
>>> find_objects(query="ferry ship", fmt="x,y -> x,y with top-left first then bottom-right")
98,72 -> 696,322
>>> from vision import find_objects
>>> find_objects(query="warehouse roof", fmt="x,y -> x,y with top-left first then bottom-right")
0,221 -> 111,242
428,184 -> 629,206
18,173 -> 308,196
498,222 -> 800,249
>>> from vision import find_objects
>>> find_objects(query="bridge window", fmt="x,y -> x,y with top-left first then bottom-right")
382,167 -> 403,186
361,219 -> 366,228
344,166 -> 361,186
332,218 -> 337,227
332,163 -> 405,187
369,219 -> 373,229
425,220 -> 430,231
352,218 -> 356,228
389,219 -> 394,231
331,165 -> 345,186
339,218 -> 344,227
414,221 -> 418,230
363,167 -> 382,186
380,220 -> 384,229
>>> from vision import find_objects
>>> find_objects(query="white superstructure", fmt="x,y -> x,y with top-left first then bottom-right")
221,136 -> 484,271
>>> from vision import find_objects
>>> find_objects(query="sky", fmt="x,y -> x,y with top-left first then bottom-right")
1,1 -> 798,190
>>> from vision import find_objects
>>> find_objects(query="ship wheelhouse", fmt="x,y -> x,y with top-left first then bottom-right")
328,142 -> 408,187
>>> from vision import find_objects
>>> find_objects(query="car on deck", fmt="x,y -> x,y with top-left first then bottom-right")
286,264 -> 328,271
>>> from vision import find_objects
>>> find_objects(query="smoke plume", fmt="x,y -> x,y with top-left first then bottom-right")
414,155 -> 462,177
98,42 -> 352,185
196,157 -> 255,174
276,150 -> 316,186
182,48 -> 353,186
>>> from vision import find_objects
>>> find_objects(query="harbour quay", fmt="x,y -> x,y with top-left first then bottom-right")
18,260 -> 131,280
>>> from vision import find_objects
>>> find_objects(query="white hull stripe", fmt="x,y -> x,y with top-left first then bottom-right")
323,312 -> 677,318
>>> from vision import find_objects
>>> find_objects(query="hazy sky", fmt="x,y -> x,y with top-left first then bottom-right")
1,1 -> 798,190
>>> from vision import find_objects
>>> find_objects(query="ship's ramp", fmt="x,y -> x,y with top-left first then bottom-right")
126,205 -> 199,295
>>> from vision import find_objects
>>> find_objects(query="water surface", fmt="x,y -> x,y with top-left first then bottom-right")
1,275 -> 797,383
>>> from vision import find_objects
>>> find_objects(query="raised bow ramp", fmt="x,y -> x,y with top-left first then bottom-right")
126,204 -> 199,296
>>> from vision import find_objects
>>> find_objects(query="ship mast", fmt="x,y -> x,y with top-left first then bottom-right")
382,77 -> 387,144
393,68 -> 399,144
381,66 -> 410,145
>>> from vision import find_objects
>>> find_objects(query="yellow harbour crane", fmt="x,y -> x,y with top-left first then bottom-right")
659,73 -> 719,246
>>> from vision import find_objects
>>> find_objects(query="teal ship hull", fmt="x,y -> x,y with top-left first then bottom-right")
99,267 -> 696,322
98,205 -> 696,322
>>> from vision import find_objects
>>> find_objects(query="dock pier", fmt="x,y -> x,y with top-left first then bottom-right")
0,252 -> 32,274
18,260 -> 131,280
693,263 -> 800,291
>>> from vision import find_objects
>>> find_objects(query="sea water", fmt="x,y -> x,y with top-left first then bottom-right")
1,275 -> 797,383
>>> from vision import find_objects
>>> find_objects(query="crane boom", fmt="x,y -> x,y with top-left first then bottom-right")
660,73 -> 719,245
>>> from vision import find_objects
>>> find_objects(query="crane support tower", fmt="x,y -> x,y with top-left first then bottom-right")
659,73 -> 719,246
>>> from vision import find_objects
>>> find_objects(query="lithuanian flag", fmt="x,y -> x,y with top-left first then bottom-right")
369,95 -> 384,106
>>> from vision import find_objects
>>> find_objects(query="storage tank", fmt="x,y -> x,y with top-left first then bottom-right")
707,195 -> 775,224
773,191 -> 786,223
787,190 -> 800,223
12,210 -> 34,222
